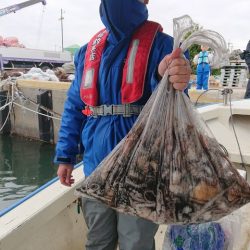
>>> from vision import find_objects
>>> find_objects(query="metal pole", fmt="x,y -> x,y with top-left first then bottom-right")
221,88 -> 233,106
59,9 -> 64,52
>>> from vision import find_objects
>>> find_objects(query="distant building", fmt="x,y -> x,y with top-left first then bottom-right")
0,46 -> 72,71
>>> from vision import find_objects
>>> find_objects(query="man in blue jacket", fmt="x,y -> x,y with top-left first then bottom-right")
55,0 -> 191,249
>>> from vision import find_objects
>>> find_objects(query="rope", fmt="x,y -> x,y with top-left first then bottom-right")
0,104 -> 11,132
0,79 -> 62,133
0,91 -> 9,131
14,85 -> 62,117
0,87 -> 12,132
228,91 -> 247,180
0,101 -> 12,112
0,107 -> 11,132
13,102 -> 62,121
194,88 -> 221,106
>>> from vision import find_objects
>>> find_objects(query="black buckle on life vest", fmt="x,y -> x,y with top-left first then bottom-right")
101,105 -> 113,116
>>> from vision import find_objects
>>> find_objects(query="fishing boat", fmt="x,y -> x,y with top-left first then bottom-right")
0,99 -> 250,250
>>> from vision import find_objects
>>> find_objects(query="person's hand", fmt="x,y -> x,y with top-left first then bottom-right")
158,48 -> 191,90
57,164 -> 74,187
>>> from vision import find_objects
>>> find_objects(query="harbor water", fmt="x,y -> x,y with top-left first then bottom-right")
0,134 -> 57,211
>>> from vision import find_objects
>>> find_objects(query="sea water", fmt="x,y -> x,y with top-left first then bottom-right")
0,134 -> 57,211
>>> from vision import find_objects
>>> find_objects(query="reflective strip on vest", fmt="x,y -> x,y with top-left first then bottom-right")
80,21 -> 162,107
126,39 -> 139,84
198,51 -> 209,64
80,29 -> 108,106
122,21 -> 162,104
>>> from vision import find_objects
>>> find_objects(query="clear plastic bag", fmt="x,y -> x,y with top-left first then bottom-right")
75,15 -> 250,224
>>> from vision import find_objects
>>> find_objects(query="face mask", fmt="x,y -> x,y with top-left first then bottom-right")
100,0 -> 148,42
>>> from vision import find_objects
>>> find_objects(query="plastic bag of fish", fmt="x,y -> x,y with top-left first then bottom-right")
75,15 -> 250,224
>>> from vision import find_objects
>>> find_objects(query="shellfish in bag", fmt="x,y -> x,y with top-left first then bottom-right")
76,15 -> 250,224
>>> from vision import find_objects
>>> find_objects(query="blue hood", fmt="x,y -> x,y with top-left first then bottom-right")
100,0 -> 148,43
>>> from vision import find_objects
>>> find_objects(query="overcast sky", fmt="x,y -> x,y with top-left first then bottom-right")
1,0 -> 249,51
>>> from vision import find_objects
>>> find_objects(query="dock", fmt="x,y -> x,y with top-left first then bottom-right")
0,78 -> 248,144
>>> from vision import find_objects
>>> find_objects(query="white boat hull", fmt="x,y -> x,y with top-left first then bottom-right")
0,167 -> 87,250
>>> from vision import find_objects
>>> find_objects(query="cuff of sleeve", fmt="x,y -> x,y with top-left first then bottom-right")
54,156 -> 76,165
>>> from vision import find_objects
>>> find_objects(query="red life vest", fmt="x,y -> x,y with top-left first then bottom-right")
80,21 -> 162,107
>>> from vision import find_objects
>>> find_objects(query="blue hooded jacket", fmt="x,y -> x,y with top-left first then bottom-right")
55,0 -> 175,176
